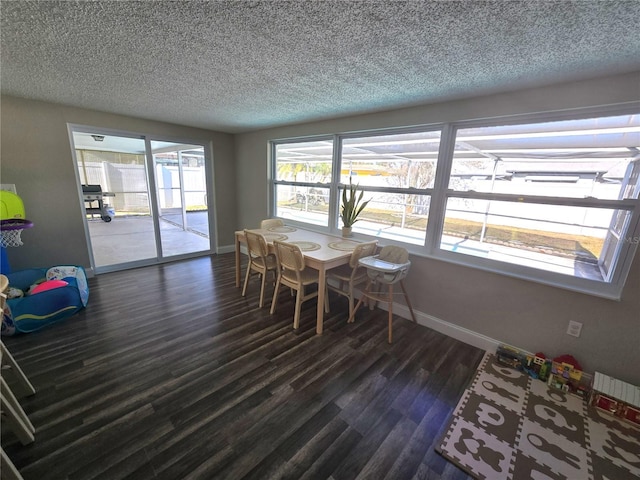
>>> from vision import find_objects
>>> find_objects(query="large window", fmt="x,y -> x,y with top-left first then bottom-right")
443,115 -> 640,289
270,111 -> 640,298
273,139 -> 333,227
340,130 -> 441,245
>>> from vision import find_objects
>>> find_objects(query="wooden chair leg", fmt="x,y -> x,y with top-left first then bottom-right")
1,447 -> 24,480
1,343 -> 35,398
1,381 -> 35,445
241,263 -> 252,297
270,277 -> 281,315
0,342 -> 36,451
258,272 -> 267,308
348,280 -> 371,323
323,286 -> 330,314
399,280 -> 417,323
388,284 -> 394,344
293,289 -> 303,329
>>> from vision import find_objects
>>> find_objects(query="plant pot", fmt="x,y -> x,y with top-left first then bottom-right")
342,226 -> 353,238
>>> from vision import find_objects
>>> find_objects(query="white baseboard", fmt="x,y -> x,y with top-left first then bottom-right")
217,244 -> 237,254
372,300 -> 501,354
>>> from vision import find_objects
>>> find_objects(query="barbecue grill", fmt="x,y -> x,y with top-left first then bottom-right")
82,184 -> 115,222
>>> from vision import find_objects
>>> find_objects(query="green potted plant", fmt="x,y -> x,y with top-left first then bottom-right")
341,179 -> 370,237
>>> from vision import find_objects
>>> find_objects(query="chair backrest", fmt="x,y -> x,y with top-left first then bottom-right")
349,241 -> 378,268
378,245 -> 409,264
273,240 -> 305,276
245,229 -> 269,258
260,218 -> 285,230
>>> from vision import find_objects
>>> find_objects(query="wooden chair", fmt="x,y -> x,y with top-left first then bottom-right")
0,339 -> 35,480
270,240 -> 329,329
1,341 -> 36,443
326,240 -> 378,319
260,218 -> 285,230
242,230 -> 278,308
347,245 -> 417,343
1,276 -> 36,480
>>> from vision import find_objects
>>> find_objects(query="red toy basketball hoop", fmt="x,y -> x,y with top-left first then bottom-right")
0,218 -> 33,248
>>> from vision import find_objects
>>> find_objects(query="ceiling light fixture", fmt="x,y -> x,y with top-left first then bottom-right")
91,135 -> 105,142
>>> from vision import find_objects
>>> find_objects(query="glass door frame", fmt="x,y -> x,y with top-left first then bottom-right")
145,137 -> 215,261
69,124 -> 216,274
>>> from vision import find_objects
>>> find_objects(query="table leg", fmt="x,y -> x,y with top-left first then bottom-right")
316,267 -> 326,335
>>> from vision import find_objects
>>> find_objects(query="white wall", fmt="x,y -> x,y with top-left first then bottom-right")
234,72 -> 640,384
0,96 -> 236,271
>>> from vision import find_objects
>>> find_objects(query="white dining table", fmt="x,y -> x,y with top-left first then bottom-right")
235,225 -> 362,335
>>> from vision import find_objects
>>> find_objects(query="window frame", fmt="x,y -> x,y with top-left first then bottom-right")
337,126 -> 443,245
270,135 -> 336,228
268,106 -> 640,300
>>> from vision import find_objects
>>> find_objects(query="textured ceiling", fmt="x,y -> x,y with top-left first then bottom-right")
2,1 -> 639,133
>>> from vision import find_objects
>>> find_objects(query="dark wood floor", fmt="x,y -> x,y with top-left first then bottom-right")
2,253 -> 483,480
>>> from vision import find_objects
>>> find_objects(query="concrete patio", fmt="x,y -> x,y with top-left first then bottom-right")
87,211 -> 211,268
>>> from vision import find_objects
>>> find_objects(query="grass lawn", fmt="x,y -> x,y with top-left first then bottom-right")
283,201 -> 603,260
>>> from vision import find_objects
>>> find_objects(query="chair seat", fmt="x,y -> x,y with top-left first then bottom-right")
282,267 -> 319,286
253,254 -> 277,270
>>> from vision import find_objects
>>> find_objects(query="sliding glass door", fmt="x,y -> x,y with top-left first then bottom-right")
71,128 -> 213,272
151,140 -> 210,257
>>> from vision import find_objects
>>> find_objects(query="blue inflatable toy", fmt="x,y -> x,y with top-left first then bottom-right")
1,266 -> 89,335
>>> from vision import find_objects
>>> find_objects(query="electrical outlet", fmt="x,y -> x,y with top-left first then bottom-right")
567,320 -> 583,337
